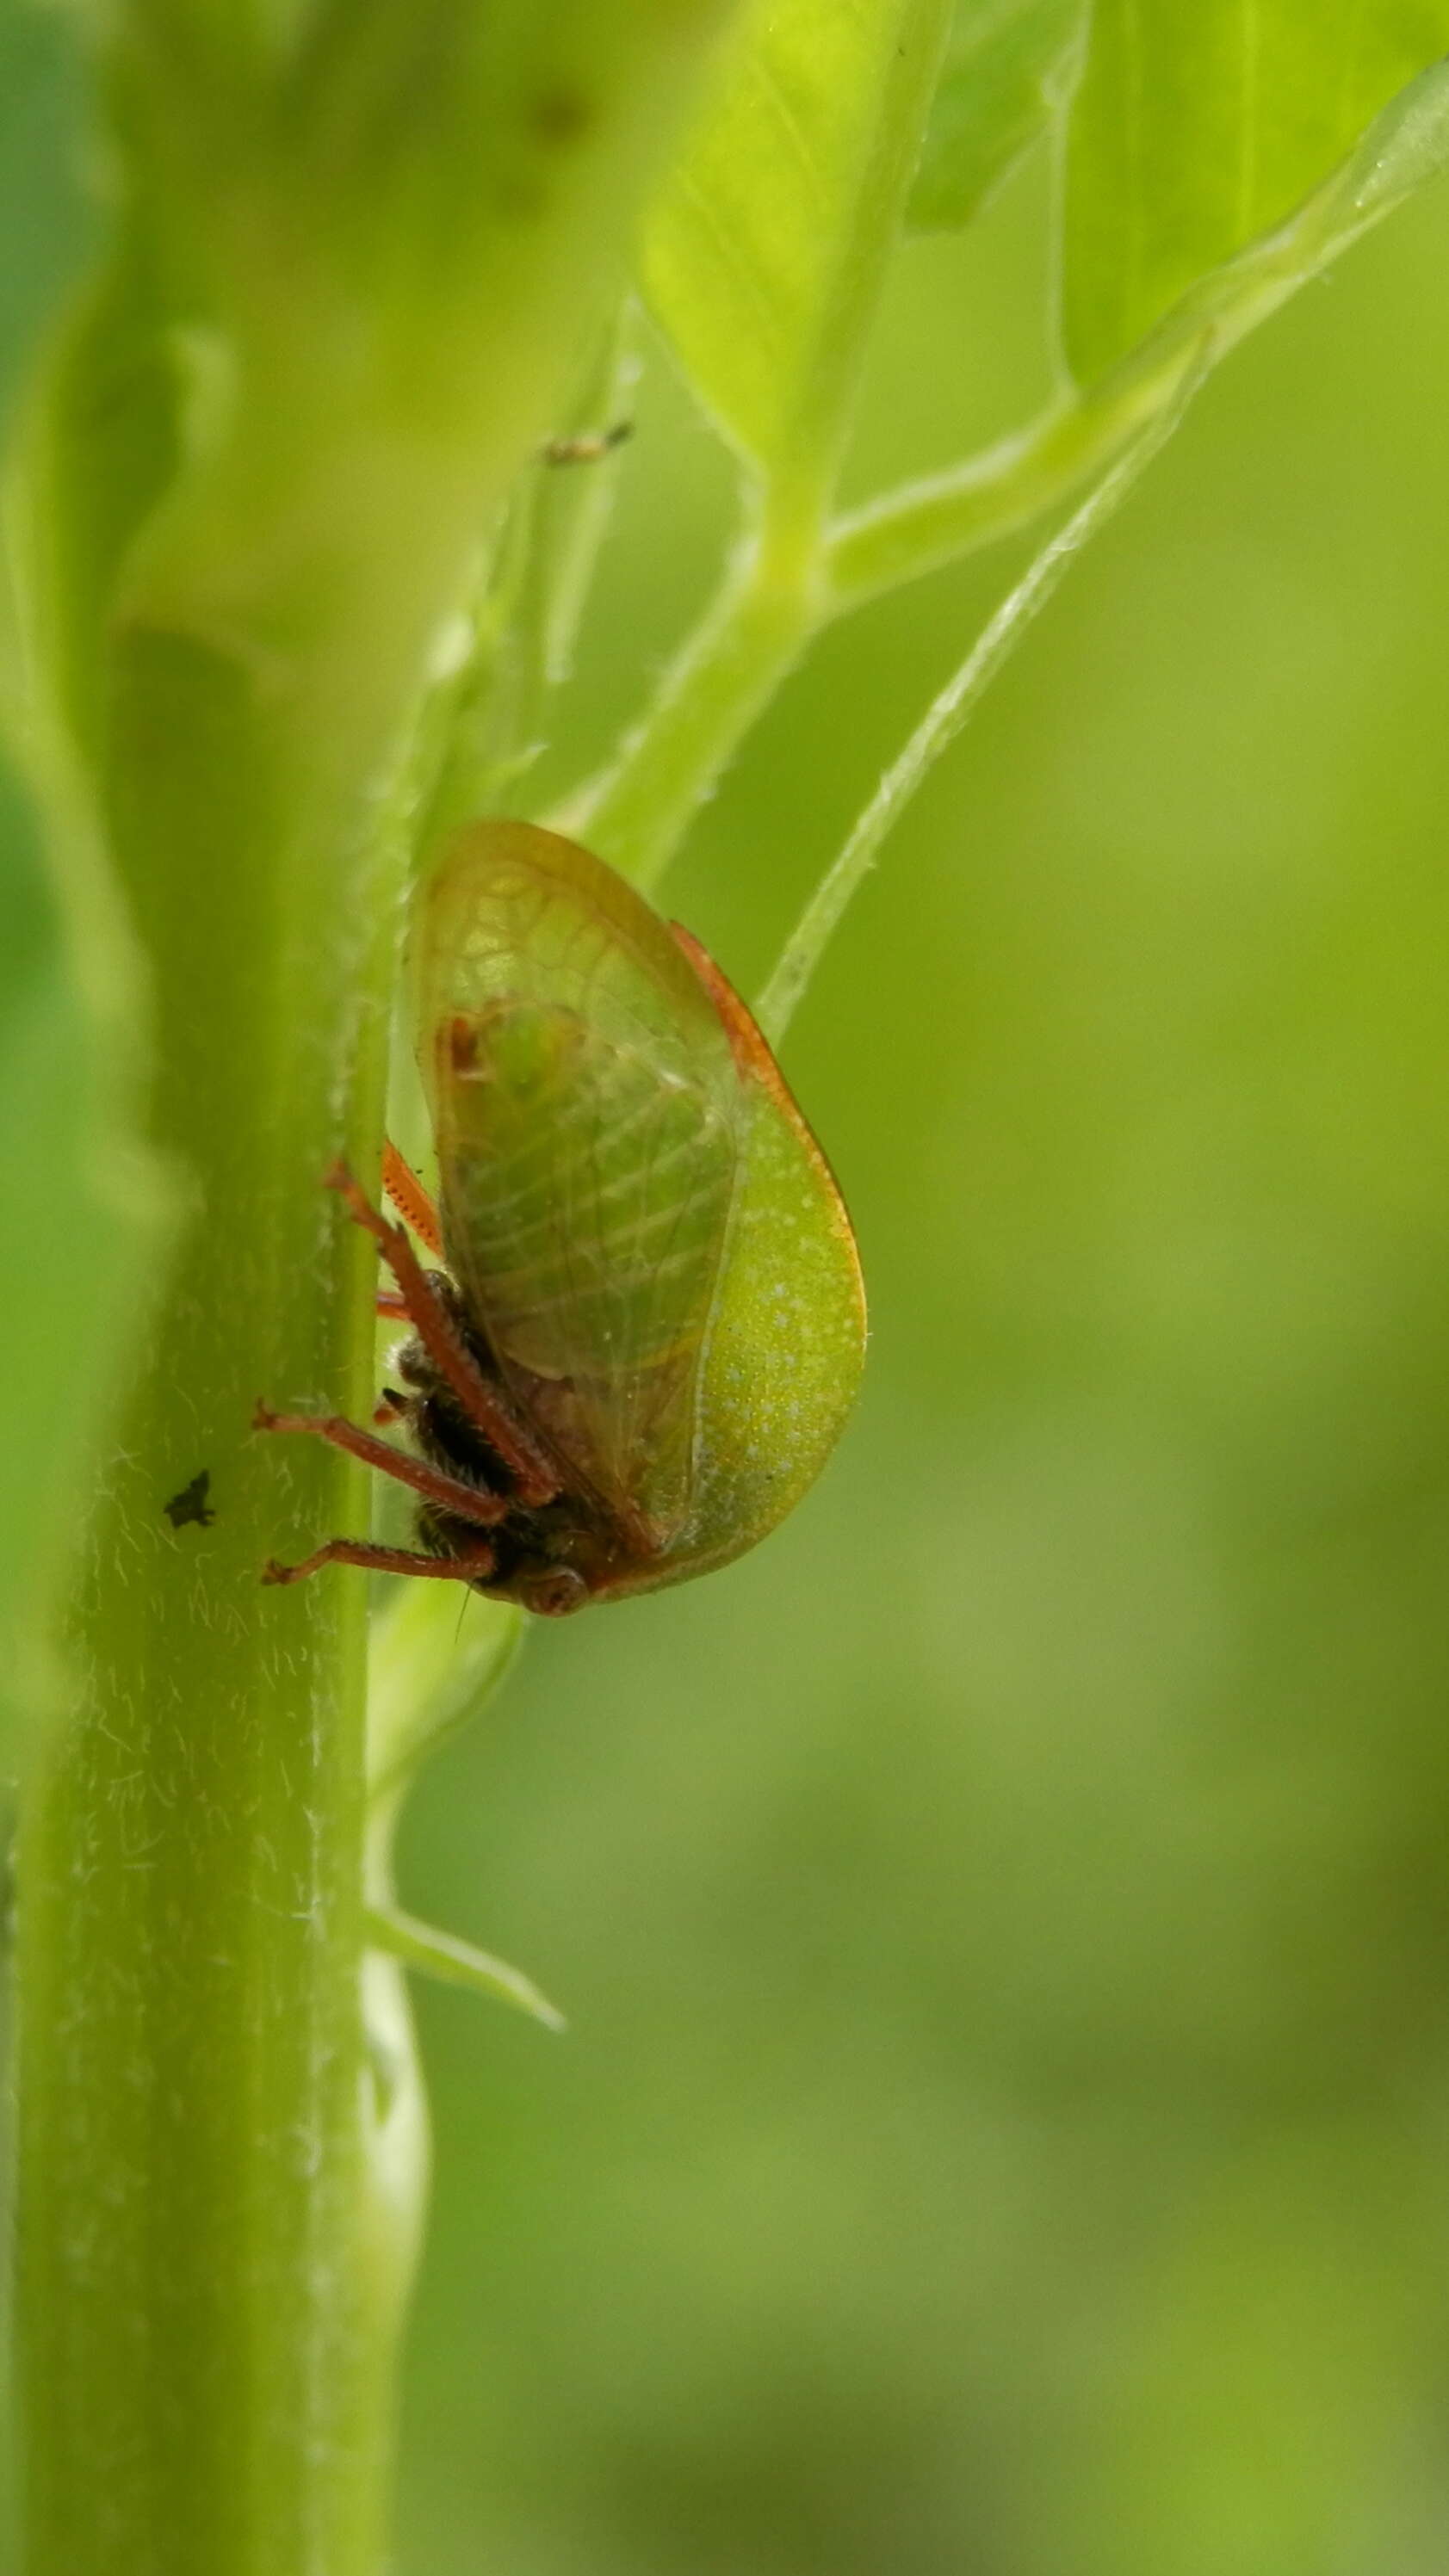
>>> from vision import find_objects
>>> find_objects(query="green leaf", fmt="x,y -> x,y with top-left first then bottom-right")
642,0 -> 956,495
907,0 -> 1081,231
1063,0 -> 1449,386
365,1906 -> 566,2033
368,1582 -> 523,1810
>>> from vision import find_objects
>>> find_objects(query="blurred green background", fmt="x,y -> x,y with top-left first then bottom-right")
387,152 -> 1449,2576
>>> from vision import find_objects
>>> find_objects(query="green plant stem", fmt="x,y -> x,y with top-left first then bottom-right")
14,695 -> 483,2559
558,353 -> 1199,895
555,500 -> 823,890
10,4 -> 743,2561
757,386 -> 1197,1047
15,631 -> 401,2576
821,349 -> 1198,608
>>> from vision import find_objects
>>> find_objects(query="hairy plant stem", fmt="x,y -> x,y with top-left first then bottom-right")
557,498 -> 823,891
821,350 -> 1199,608
14,619 -> 409,2576
9,3 -> 743,2555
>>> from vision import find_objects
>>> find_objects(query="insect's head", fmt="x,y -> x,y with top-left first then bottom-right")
468,1501 -> 620,1616
511,1564 -> 591,1617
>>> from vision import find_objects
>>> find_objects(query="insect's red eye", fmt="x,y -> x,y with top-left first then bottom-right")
522,1566 -> 589,1618
447,1014 -> 479,1076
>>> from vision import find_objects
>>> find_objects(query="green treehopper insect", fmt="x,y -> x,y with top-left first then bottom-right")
257,820 -> 865,1616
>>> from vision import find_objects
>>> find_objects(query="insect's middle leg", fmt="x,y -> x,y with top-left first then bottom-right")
263,1537 -> 497,1588
252,1402 -> 511,1529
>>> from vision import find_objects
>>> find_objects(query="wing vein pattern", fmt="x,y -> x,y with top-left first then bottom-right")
418,831 -> 744,1540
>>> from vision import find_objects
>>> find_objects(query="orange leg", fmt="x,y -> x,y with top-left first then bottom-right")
375,1291 -> 410,1319
263,1537 -> 496,1589
252,1402 -> 510,1529
325,1159 -> 558,1506
381,1139 -> 443,1257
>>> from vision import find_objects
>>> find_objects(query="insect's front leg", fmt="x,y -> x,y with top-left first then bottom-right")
252,1402 -> 510,1529
325,1159 -> 560,1508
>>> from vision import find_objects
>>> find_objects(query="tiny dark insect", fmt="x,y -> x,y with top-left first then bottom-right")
540,420 -> 633,466
255,821 -> 864,1618
164,1468 -> 215,1530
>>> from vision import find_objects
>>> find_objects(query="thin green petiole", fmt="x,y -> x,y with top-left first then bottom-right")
558,360 -> 1202,899
756,374 -> 1203,1049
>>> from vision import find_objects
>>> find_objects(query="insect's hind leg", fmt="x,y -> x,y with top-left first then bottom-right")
262,1537 -> 496,1588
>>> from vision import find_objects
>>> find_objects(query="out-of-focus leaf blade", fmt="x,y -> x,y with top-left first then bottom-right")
0,0 -> 93,416
1063,0 -> 1449,386
907,0 -> 1081,231
0,800 -> 166,1772
0,0 -> 170,1775
368,1583 -> 523,1809
642,0 -> 954,481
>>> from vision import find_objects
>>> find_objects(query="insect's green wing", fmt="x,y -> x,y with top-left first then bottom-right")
412,821 -> 741,1541
605,931 -> 867,1599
